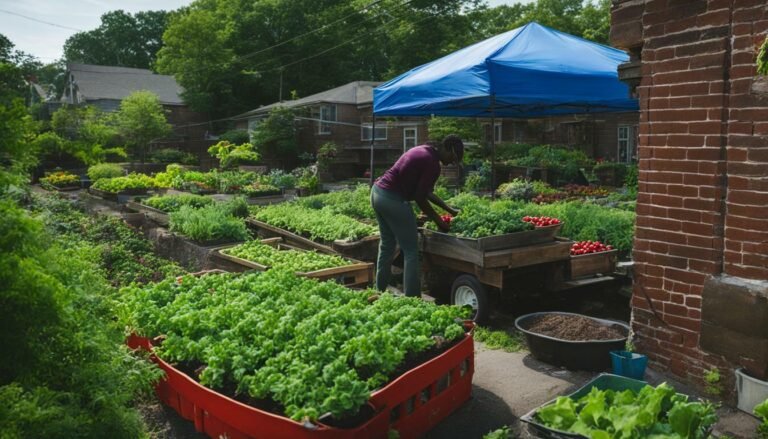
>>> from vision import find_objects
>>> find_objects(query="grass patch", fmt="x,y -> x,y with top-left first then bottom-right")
474,327 -> 526,352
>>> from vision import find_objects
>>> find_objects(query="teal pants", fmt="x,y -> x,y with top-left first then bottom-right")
371,185 -> 420,297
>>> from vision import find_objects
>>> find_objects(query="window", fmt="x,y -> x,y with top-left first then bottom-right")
618,125 -> 638,163
403,127 -> 417,151
318,104 -> 336,134
361,123 -> 387,141
484,122 -> 502,143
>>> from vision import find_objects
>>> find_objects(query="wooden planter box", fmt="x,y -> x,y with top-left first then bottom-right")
215,238 -> 373,287
126,201 -> 170,226
246,218 -> 380,262
419,225 -> 565,268
569,249 -> 618,278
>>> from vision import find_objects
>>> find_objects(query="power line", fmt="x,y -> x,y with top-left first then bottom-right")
0,8 -> 83,32
235,0 -> 386,63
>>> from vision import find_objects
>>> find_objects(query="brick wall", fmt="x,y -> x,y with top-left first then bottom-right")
612,0 -> 768,391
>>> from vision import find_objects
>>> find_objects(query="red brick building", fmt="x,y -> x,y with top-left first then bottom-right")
611,0 -> 768,395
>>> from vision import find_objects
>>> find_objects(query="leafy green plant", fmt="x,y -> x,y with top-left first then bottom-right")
91,173 -> 156,193
497,178 -> 535,201
294,166 -> 320,194
474,327 -> 525,352
704,368 -> 722,396
754,398 -> 768,438
297,184 -> 375,220
267,169 -> 296,189
218,128 -> 251,145
143,193 -> 214,212
223,240 -> 350,272
426,116 -> 483,145
624,164 -> 638,195
463,161 -> 491,192
119,270 -> 469,421
512,145 -> 594,182
758,37 -> 768,76
208,140 -> 260,169
252,203 -> 377,242
428,195 -> 534,238
317,141 -> 338,171
169,204 -> 249,243
39,171 -> 80,189
87,163 -> 124,181
535,382 -> 717,438
482,426 -> 511,439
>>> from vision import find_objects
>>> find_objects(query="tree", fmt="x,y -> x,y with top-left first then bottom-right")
115,91 -> 171,163
249,107 -> 299,163
49,105 -> 124,165
63,10 -> 170,69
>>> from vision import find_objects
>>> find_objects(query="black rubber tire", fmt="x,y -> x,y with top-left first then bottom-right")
451,274 -> 490,326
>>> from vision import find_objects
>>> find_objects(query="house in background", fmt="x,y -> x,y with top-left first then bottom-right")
59,63 -> 209,156
234,81 -> 430,178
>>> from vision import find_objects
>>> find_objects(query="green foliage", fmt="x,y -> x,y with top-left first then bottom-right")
267,169 -> 296,189
494,142 -> 537,161
624,164 -> 638,195
208,140 -> 260,169
758,37 -> 768,76
482,426 -> 512,439
535,382 -> 717,437
430,195 -> 533,238
250,107 -> 300,160
63,10 -> 169,69
497,178 -> 536,201
143,193 -> 214,212
50,105 -> 124,165
474,327 -> 525,353
525,201 -> 635,255
297,184 -> 375,220
317,142 -> 339,171
39,171 -> 80,189
91,173 -> 156,193
427,116 -> 483,144
150,148 -> 197,165
754,398 -> 768,438
0,100 -> 38,188
169,204 -> 249,243
87,163 -> 124,181
115,91 -> 171,162
703,368 -> 722,396
252,203 -> 377,242
294,166 -> 320,194
223,240 -> 350,272
463,161 -> 492,192
119,270 -> 469,421
218,129 -> 251,145
511,145 -> 594,182
0,198 -> 163,437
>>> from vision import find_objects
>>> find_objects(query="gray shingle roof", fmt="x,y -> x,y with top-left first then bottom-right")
235,81 -> 382,119
67,63 -> 185,105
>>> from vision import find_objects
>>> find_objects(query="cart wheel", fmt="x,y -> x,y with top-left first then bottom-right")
451,274 -> 490,326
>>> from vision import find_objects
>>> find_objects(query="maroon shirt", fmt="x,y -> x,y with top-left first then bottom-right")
375,145 -> 440,201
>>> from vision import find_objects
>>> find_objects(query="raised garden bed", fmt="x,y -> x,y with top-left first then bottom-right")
89,187 -> 149,202
126,200 -> 170,226
246,218 -> 380,262
515,312 -> 629,371
215,238 -> 373,287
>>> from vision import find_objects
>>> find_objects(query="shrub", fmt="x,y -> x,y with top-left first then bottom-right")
150,148 -> 197,165
218,129 -> 251,145
317,142 -> 338,171
267,169 -> 296,189
497,179 -> 536,201
512,145 -> 594,182
208,141 -> 260,169
91,173 -> 156,193
758,37 -> 768,76
87,163 -> 124,181
39,171 -> 80,189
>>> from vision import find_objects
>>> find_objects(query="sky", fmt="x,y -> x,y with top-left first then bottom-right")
0,0 -> 528,63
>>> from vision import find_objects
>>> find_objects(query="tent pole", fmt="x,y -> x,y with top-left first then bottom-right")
369,115 -> 376,186
490,95 -> 496,200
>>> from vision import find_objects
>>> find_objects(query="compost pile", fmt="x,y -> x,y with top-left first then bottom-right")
527,314 -> 624,341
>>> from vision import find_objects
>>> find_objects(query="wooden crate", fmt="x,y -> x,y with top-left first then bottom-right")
569,249 -> 618,278
216,238 -> 373,287
419,224 -> 562,267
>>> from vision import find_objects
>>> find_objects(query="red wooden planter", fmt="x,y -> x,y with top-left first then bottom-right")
127,327 -> 473,439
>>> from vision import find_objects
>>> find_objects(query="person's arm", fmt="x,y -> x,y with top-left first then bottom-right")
416,196 -> 450,232
427,192 -> 458,216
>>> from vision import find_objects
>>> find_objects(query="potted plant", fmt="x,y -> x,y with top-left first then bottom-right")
609,335 -> 648,380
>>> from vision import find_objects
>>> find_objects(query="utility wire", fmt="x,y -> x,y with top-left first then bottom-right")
0,8 -> 83,32
235,0 -> 386,62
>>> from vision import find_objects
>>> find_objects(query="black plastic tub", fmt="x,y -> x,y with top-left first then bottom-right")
514,312 -> 629,371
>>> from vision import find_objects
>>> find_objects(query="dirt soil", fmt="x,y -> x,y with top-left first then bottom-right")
525,314 -> 625,341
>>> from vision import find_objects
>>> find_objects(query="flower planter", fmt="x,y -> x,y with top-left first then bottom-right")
610,350 -> 648,380
735,368 -> 768,415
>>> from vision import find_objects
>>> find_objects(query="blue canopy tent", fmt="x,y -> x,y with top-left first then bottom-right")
370,22 -> 638,187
